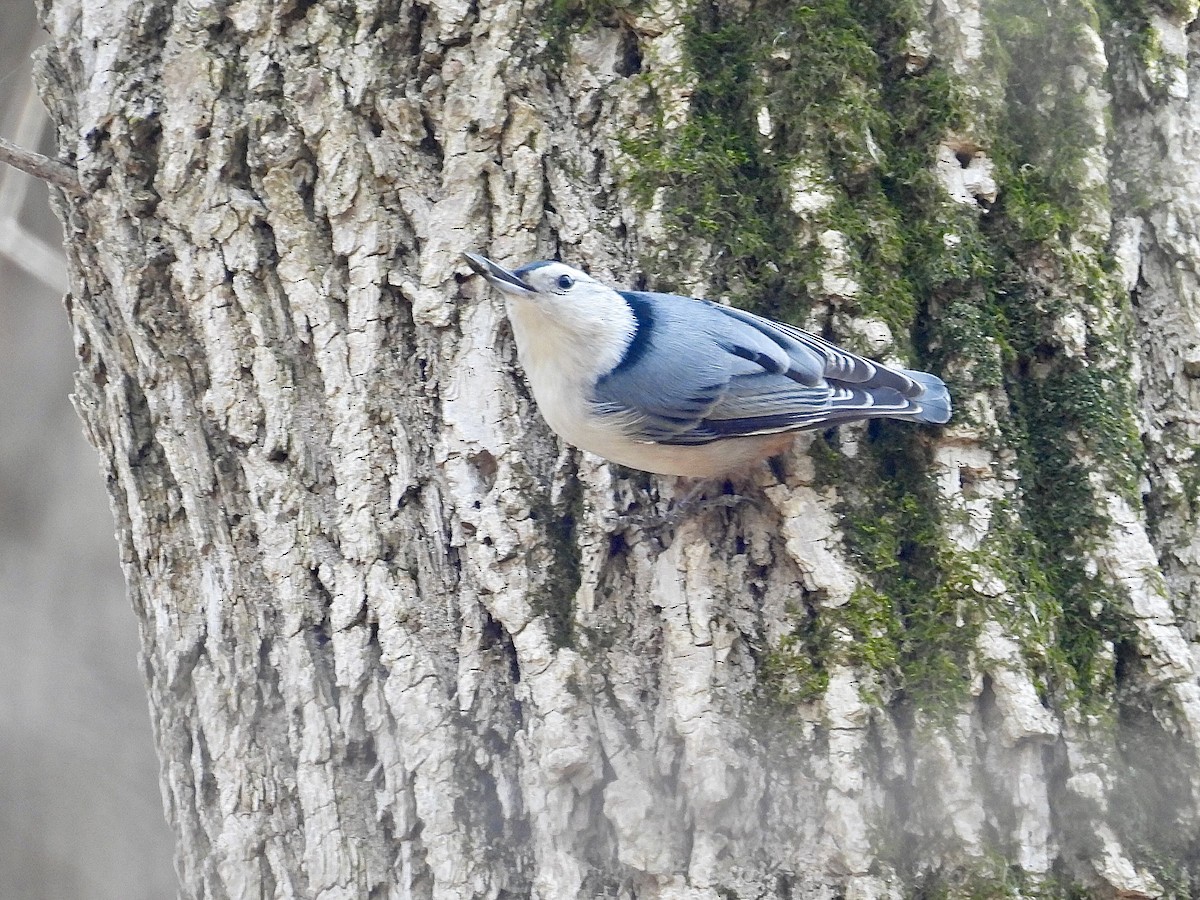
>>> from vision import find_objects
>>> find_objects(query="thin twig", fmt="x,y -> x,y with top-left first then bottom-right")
0,134 -> 82,196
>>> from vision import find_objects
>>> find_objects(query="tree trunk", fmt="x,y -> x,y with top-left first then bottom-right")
32,0 -> 1200,896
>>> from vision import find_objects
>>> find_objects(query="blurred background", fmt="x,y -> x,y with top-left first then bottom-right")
0,1 -> 178,895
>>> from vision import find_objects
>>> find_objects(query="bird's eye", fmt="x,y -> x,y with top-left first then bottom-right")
557,274 -> 574,290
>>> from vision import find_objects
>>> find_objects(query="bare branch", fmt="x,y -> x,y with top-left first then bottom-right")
0,135 -> 82,196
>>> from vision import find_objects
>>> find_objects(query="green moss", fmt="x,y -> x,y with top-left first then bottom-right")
613,0 -> 1149,718
619,0 -> 938,330
895,0 -> 1142,709
618,11 -> 801,309
908,863 -> 1094,900
759,600 -> 832,707
1099,0 -> 1194,90
834,427 -> 980,718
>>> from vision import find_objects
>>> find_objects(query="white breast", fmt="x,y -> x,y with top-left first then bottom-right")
505,291 -> 628,425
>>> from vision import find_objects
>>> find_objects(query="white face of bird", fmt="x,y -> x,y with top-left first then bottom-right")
464,254 -> 628,328
464,253 -> 593,301
516,261 -> 593,295
463,252 -> 637,378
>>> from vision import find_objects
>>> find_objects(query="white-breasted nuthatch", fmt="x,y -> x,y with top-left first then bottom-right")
464,252 -> 951,478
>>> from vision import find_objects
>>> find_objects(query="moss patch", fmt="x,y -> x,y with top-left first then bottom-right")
838,426 -> 978,715
615,0 -> 1145,714
759,597 -> 832,707
907,862 -> 1094,900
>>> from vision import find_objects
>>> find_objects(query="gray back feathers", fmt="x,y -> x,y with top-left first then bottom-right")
592,291 -> 950,446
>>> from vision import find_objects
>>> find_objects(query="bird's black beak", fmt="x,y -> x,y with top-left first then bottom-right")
463,252 -> 536,296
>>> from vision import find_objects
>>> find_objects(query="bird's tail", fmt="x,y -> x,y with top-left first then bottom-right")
898,368 -> 952,424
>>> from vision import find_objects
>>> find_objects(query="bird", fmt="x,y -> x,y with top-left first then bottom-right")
463,252 -> 950,478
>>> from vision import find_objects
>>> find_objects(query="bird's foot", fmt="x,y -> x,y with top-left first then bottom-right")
672,487 -> 749,518
610,481 -> 754,532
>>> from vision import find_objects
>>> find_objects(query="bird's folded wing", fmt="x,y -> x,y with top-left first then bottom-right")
700,374 -> 915,438
709,302 -> 925,395
593,291 -> 943,445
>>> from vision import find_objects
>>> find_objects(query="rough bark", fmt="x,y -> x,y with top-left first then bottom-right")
31,0 -> 1200,897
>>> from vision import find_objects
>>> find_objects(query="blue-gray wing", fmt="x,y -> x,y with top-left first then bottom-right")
591,291 -> 951,446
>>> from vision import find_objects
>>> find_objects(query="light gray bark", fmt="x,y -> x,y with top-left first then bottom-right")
30,0 -> 1200,897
